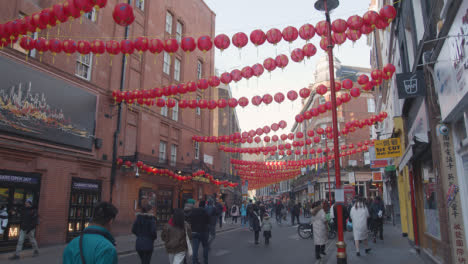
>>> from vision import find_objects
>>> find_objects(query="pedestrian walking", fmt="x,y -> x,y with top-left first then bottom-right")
184,199 -> 196,223
161,209 -> 192,264
10,199 -> 39,260
215,200 -> 223,228
251,205 -> 262,245
231,204 -> 239,224
247,200 -> 254,228
222,203 -> 227,224
189,200 -> 210,264
63,202 -> 119,264
275,201 -> 284,224
259,202 -> 266,222
0,206 -> 8,236
205,200 -> 217,247
349,197 -> 371,256
240,202 -> 248,227
311,202 -> 328,260
262,214 -> 272,245
291,202 -> 301,226
131,205 -> 157,264
370,196 -> 385,242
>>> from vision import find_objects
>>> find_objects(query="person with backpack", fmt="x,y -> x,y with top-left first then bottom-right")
240,202 -> 248,227
63,202 -> 119,264
132,205 -> 157,264
231,203 -> 239,224
370,196 -> 385,242
10,199 -> 39,260
161,209 -> 192,264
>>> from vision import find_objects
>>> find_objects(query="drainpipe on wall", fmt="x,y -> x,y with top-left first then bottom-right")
110,0 -> 131,203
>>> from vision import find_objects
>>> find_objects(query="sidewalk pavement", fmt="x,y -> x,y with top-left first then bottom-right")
323,223 -> 424,264
0,222 -> 240,264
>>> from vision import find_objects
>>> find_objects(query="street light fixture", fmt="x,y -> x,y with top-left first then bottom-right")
314,1 -> 347,264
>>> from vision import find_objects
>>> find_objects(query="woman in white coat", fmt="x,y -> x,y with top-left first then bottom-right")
310,202 -> 328,260
350,197 -> 371,256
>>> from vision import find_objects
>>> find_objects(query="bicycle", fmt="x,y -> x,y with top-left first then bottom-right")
298,223 -> 313,239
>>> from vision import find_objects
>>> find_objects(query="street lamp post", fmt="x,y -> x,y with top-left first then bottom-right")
314,0 -> 347,263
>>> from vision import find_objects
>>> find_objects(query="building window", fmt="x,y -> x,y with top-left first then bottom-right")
174,58 -> 181,81
194,142 -> 200,159
165,11 -> 173,34
367,98 -> 376,113
364,152 -> 370,165
159,141 -> 167,163
170,144 -> 177,166
172,99 -> 179,121
75,53 -> 93,81
197,60 -> 203,79
85,8 -> 96,22
135,0 -> 145,11
176,21 -> 183,43
163,52 -> 171,75
161,96 -> 168,117
319,96 -> 326,105
196,96 -> 201,115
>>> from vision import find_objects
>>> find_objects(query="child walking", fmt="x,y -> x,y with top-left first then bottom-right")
262,213 -> 272,245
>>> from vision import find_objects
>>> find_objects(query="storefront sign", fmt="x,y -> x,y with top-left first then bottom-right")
193,176 -> 210,183
375,138 -> 402,159
371,159 -> 389,169
344,185 -> 355,205
242,180 -> 248,197
348,172 -> 356,185
0,174 -> 39,184
204,154 -> 213,165
396,71 -> 426,99
372,171 -> 383,182
355,173 -> 371,182
433,0 -> 468,121
0,56 -> 97,151
307,181 -> 314,196
72,182 -> 99,190
439,129 -> 468,263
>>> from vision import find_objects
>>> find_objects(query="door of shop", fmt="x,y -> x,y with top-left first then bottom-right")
156,189 -> 173,225
66,178 -> 101,242
0,171 -> 41,253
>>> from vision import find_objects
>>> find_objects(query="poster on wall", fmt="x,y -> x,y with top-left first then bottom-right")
434,0 -> 468,121
0,56 -> 97,150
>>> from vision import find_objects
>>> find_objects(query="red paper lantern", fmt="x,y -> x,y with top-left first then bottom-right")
238,97 -> 249,108
148,39 -> 164,54
371,69 -> 383,80
314,136 -> 321,143
274,92 -> 285,104
92,0 -> 107,10
320,36 -> 334,51
74,0 -> 94,13
220,72 -> 232,84
232,32 -> 248,49
214,34 -> 230,51
19,36 -> 35,52
179,100 -> 188,109
64,1 -> 81,19
198,99 -> 208,109
332,19 -> 348,33
230,69 -> 242,82
357,74 -> 369,85
299,24 -> 316,41
164,39 -> 179,54
228,98 -> 238,108
252,95 -> 263,106
188,100 -> 197,109
113,3 -> 135,27
91,40 -> 105,55
266,28 -> 282,45
318,104 -> 327,113
120,39 -> 134,55
63,39 -> 77,56
250,29 -> 266,46
181,37 -> 196,53
263,58 -> 277,72
47,39 -> 62,55
291,48 -> 304,63
252,63 -> 264,78
375,16 -> 390,30
13,19 -> 28,37
315,20 -> 330,37
207,100 -> 217,110
299,88 -> 311,99
295,114 -> 304,123
363,10 -> 380,28
316,84 -> 327,95
209,76 -> 220,87
287,90 -> 298,101
241,66 -> 254,79
342,79 -> 353,89
282,26 -> 298,43
31,13 -> 47,32
333,32 -> 347,45
53,4 -> 69,24
340,93 -> 351,103
197,79 -> 209,90
197,35 -> 213,52
279,120 -> 287,129
77,40 -> 91,55
383,63 -> 396,77
347,15 -> 363,30
380,5 -> 397,22
272,135 -> 279,142
262,94 -> 273,105
361,24 -> 373,35
302,43 -> 317,59
275,54 -> 289,69
350,87 -> 361,97
346,29 -> 362,42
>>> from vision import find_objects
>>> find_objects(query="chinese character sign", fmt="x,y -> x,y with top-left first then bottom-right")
374,138 -> 402,159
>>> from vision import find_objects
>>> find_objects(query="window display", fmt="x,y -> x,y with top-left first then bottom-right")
156,189 -> 173,223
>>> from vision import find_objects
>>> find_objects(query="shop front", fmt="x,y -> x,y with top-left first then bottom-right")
0,170 -> 41,253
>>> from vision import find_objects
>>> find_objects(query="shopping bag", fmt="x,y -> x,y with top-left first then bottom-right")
185,225 -> 193,257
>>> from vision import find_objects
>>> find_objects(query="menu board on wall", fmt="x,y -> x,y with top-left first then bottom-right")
0,56 -> 97,150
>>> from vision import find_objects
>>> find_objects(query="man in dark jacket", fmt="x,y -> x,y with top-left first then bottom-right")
291,202 -> 301,226
10,199 -> 39,260
370,196 -> 385,242
205,200 -> 217,247
275,201 -> 284,223
215,200 -> 223,228
132,205 -> 157,264
189,200 -> 210,264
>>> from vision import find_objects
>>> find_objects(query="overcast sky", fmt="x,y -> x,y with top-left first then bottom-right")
203,0 -> 372,134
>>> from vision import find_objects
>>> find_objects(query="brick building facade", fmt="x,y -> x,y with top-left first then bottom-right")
0,0 -> 224,251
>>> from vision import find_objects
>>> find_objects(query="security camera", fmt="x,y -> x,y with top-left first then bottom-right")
135,167 -> 140,178
438,124 -> 449,136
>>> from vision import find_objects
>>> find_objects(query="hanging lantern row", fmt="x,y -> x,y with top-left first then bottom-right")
116,159 -> 239,187
0,0 -> 109,47
217,113 -> 386,156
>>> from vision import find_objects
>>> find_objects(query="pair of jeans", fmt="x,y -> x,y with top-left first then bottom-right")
372,218 -> 383,239
232,216 -> 238,224
291,214 -> 300,225
254,231 -> 260,243
15,229 -> 39,256
241,216 -> 247,226
168,251 -> 186,264
315,245 -> 325,259
218,216 -> 223,228
192,232 -> 209,264
208,225 -> 216,246
137,250 -> 153,264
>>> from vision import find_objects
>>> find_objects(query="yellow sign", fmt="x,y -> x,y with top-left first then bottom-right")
374,138 -> 402,159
